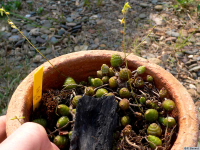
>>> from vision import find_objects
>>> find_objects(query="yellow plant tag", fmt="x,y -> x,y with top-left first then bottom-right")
33,66 -> 44,111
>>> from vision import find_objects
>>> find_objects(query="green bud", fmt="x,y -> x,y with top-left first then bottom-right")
97,70 -> 103,78
109,76 -> 118,88
33,118 -> 47,128
147,75 -> 154,82
147,135 -> 162,149
96,88 -> 108,98
53,135 -> 68,149
163,117 -> 176,128
119,99 -> 130,110
162,99 -> 176,111
64,77 -> 77,89
144,109 -> 158,122
121,116 -> 130,126
56,116 -> 70,128
139,97 -> 146,104
92,78 -> 103,87
85,86 -> 95,96
119,87 -> 131,98
137,66 -> 146,75
119,68 -> 132,81
102,76 -> 109,84
57,104 -> 70,116
72,95 -> 82,107
101,64 -> 109,75
110,54 -> 123,67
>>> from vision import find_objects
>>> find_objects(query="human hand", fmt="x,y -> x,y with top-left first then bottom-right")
0,115 -> 59,150
0,115 -> 6,143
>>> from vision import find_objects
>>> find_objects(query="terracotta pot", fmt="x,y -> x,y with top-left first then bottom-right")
6,50 -> 199,149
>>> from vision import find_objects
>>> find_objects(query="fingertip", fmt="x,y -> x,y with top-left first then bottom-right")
0,115 -> 6,143
51,142 -> 60,150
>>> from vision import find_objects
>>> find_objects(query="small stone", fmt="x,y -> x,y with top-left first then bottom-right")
142,37 -> 151,45
192,73 -> 197,79
25,14 -> 31,18
139,13 -> 146,19
110,29 -> 119,33
194,101 -> 200,124
41,34 -> 48,40
28,51 -> 35,57
140,3 -> 149,7
32,55 -> 43,63
74,45 -> 88,51
80,45 -> 88,51
8,35 -> 22,42
100,44 -> 107,48
189,84 -> 196,89
90,44 -> 98,49
188,28 -> 197,33
40,28 -> 51,34
50,37 -> 59,44
195,33 -> 200,37
89,15 -> 99,20
94,38 -> 99,45
2,32 -> 12,38
185,60 -> 196,65
184,50 -> 198,55
66,17 -> 73,22
149,14 -> 163,25
187,89 -> 197,98
58,29 -> 66,36
45,47 -> 52,55
152,0 -> 158,4
197,71 -> 200,77
161,54 -> 169,62
0,49 -> 6,57
96,19 -> 105,25
165,37 -> 177,42
188,55 -> 194,59
25,24 -> 35,31
42,20 -> 52,28
15,56 -> 22,61
66,23 -> 77,27
179,29 -> 188,37
188,36 -> 196,42
72,25 -> 82,30
88,29 -> 96,34
146,54 -> 156,59
74,46 -> 80,52
189,66 -> 200,72
155,5 -> 163,11
15,39 -> 25,47
166,31 -> 180,37
36,36 -> 46,44
11,29 -> 18,33
170,70 -> 178,75
30,28 -> 40,36
175,51 -> 184,58
197,84 -> 200,94
0,26 -> 8,31
147,58 -> 162,65
195,42 -> 200,46
189,64 -> 198,69
70,12 -> 80,19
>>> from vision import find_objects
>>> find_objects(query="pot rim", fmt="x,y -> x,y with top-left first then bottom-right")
6,50 -> 199,149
